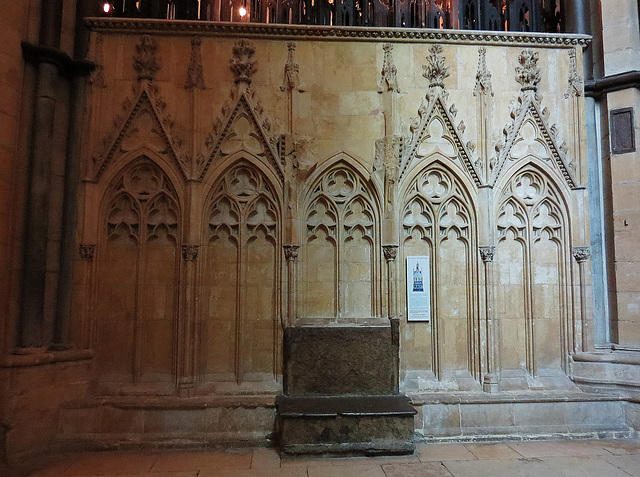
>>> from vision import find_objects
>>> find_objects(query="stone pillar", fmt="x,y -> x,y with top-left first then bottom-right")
19,0 -> 64,348
178,244 -> 200,397
480,246 -> 499,393
283,245 -> 300,328
573,246 -> 591,352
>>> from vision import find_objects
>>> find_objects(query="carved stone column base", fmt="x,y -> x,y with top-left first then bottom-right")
482,373 -> 500,394
178,379 -> 196,398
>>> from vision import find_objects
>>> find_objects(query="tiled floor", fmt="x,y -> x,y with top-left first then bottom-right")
27,439 -> 640,477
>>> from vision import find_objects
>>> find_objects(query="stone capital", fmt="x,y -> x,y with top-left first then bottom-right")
383,245 -> 398,261
182,244 -> 200,261
572,246 -> 590,263
479,246 -> 496,263
283,244 -> 300,261
79,244 -> 96,260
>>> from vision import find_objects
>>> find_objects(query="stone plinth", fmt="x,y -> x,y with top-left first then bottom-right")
276,395 -> 416,455
278,324 -> 416,455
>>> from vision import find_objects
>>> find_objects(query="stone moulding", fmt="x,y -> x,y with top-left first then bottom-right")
85,18 -> 590,47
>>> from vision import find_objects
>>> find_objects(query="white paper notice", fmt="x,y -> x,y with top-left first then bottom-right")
406,256 -> 431,322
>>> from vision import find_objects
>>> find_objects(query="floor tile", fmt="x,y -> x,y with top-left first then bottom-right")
463,443 -> 522,460
506,440 -> 606,458
250,447 -> 281,468
417,443 -> 478,462
199,467 -> 308,477
443,456 -> 632,477
307,463 -> 386,477
600,439 -> 640,455
53,452 -> 159,476
150,450 -> 252,472
601,454 -> 640,477
382,461 -> 454,477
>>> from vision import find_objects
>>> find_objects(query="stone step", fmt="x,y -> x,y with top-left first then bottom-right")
276,394 -> 416,456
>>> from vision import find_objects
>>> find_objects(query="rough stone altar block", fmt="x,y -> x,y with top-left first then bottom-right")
283,324 -> 396,396
278,324 -> 416,456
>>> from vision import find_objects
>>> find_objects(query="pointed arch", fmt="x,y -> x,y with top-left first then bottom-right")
198,158 -> 282,390
399,158 -> 481,386
494,162 -> 573,378
300,157 -> 382,321
94,157 -> 181,395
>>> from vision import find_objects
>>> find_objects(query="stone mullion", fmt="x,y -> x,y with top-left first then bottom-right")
433,237 -> 441,381
236,212 -> 246,385
178,241 -> 200,397
177,183 -> 199,396
524,223 -> 536,378
382,245 -> 398,319
480,245 -> 499,393
283,245 -> 300,328
133,215 -> 146,384
79,244 -> 97,350
573,247 -> 591,352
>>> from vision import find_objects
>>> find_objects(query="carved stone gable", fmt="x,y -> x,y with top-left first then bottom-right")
492,49 -> 576,188
402,92 -> 480,187
91,82 -> 188,181
200,90 -> 282,183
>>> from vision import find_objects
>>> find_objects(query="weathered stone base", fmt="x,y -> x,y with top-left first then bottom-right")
571,350 -> 640,392
412,391 -> 637,440
276,395 -> 416,456
58,395 -> 276,451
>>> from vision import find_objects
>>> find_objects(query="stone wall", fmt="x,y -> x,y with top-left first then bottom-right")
600,0 -> 640,348
76,20 -> 592,398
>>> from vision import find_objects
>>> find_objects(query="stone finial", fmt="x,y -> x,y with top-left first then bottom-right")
182,244 -> 200,261
383,245 -> 398,261
185,37 -> 206,89
230,39 -> 257,85
378,43 -> 400,93
474,47 -> 494,97
572,246 -> 590,263
422,45 -> 450,89
479,246 -> 495,263
283,245 -> 300,261
515,49 -> 541,92
79,244 -> 96,260
133,35 -> 161,81
564,49 -> 583,99
280,42 -> 300,92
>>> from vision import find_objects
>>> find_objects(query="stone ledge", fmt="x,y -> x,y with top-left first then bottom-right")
62,394 -> 276,410
408,390 -> 623,406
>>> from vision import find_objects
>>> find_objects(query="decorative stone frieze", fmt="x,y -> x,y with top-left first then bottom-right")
86,19 -> 591,47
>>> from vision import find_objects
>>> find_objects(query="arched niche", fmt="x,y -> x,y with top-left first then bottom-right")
94,156 -> 181,395
198,159 -> 282,391
398,158 -> 481,385
299,159 -> 382,322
